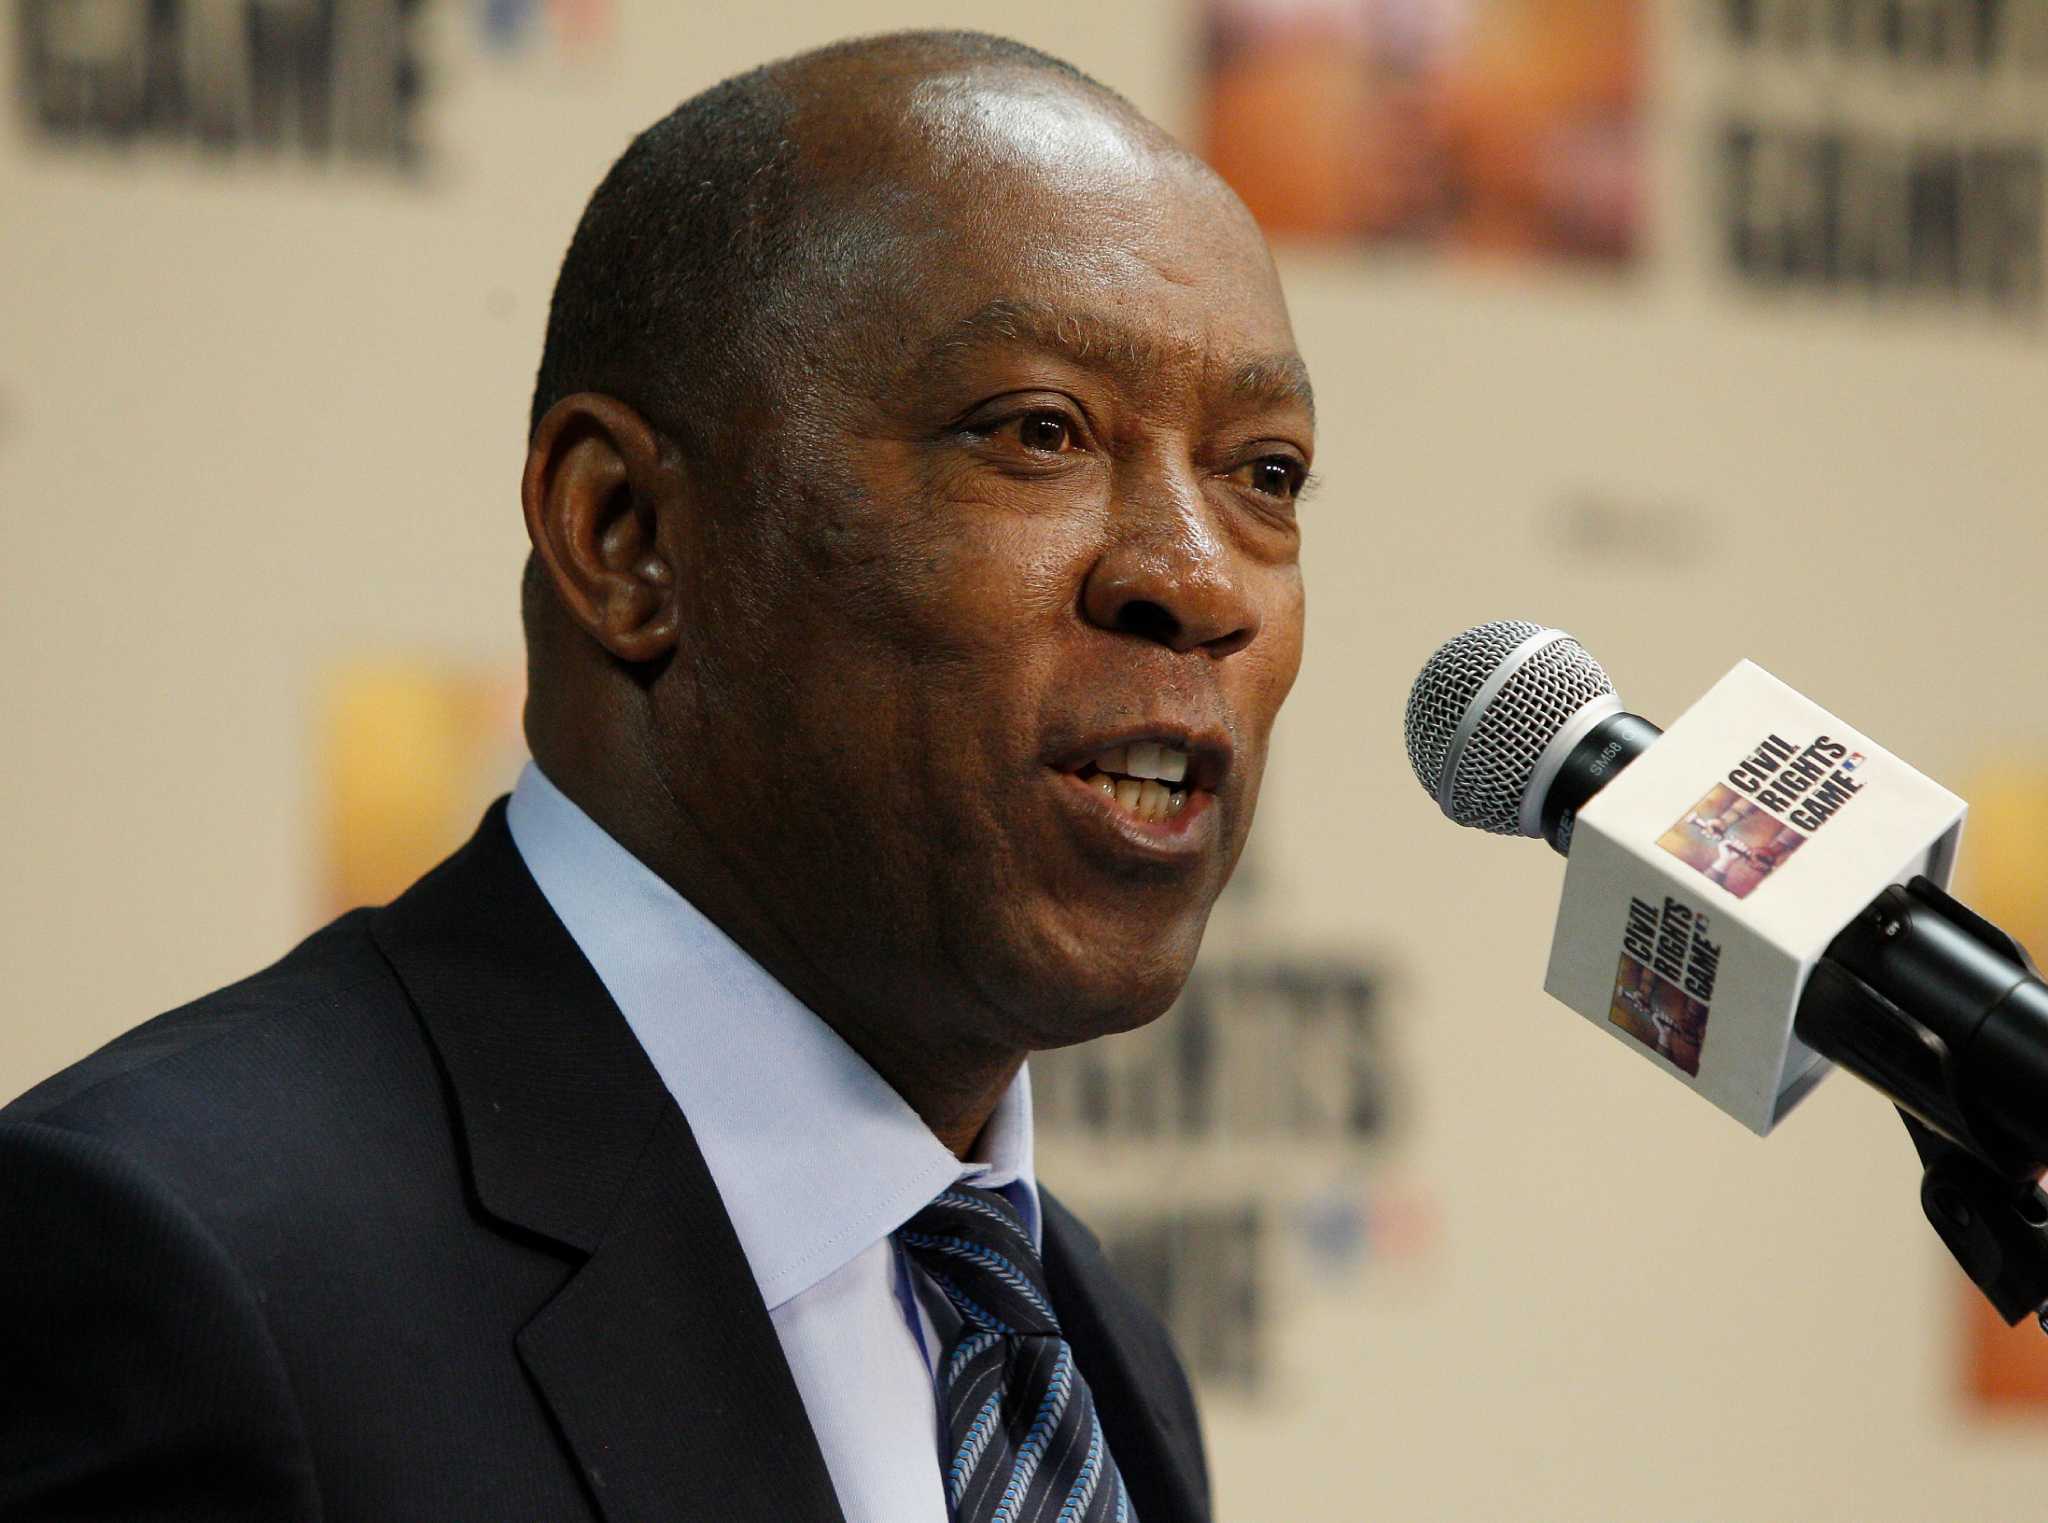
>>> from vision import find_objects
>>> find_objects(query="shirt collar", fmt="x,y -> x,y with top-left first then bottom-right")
505,762 -> 1039,1310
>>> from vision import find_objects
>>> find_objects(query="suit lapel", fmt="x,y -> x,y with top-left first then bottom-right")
1042,1191 -> 1213,1523
515,1104 -> 846,1523
370,803 -> 844,1523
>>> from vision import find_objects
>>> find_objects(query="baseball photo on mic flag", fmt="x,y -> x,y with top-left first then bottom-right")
1657,783 -> 1808,900
1607,948 -> 1709,1078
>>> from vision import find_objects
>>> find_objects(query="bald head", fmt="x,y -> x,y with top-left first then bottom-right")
527,31 -> 1184,465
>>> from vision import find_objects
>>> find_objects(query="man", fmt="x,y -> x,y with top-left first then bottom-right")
0,29 -> 1313,1522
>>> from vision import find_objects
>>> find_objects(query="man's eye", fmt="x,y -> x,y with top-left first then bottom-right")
1012,411 -> 1074,454
1235,456 -> 1306,500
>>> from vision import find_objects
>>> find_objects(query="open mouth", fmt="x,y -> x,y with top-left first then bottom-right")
1048,728 -> 1230,850
1075,741 -> 1193,824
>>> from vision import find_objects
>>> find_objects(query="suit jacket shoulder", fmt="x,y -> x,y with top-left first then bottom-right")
1,803 -> 1215,1523
6,907 -> 390,1123
1,847 -> 601,1520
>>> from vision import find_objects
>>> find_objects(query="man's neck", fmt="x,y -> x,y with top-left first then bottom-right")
533,747 -> 1025,1161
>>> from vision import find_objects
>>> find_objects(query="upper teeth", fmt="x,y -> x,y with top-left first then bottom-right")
1094,742 -> 1189,784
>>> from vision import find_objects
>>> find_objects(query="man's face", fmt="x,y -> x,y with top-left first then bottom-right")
658,76 -> 1311,1058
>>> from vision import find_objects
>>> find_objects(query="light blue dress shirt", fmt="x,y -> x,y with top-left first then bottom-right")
506,763 -> 1040,1523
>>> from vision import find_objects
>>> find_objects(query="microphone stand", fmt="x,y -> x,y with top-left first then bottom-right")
1797,877 -> 2048,1327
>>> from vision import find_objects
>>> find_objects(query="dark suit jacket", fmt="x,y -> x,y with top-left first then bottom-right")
0,803 -> 1210,1522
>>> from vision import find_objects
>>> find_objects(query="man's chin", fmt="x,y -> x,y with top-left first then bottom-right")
980,909 -> 1209,1053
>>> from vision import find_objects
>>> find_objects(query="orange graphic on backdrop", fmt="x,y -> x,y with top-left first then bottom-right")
1201,0 -> 1641,259
319,662 -> 525,917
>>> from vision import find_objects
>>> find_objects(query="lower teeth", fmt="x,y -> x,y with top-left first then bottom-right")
1086,770 -> 1188,822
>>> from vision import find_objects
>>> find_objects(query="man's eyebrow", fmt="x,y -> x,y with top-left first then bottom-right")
1228,353 -> 1316,425
919,298 -> 1315,422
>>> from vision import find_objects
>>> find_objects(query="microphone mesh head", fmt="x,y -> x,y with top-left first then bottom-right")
1403,619 -> 1545,798
1405,622 -> 1616,834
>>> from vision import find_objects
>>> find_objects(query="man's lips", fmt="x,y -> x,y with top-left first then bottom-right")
1052,767 -> 1217,855
1043,724 -> 1232,858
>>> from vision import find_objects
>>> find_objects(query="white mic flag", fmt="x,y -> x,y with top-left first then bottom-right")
1542,660 -> 1965,1133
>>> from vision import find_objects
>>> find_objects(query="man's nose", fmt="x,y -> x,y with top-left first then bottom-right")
1080,486 -> 1262,657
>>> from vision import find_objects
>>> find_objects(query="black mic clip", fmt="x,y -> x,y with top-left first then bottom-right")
1799,878 -> 2048,1327
1901,1110 -> 2048,1329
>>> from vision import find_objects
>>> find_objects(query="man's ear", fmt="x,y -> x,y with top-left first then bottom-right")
522,393 -> 683,664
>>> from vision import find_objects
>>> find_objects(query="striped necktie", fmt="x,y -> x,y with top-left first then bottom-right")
899,1184 -> 1134,1523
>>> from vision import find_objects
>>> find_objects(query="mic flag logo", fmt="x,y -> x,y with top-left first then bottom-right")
1656,733 -> 1868,900
1608,893 -> 1721,1076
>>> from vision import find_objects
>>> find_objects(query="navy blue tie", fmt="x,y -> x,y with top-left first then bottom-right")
899,1185 -> 1134,1523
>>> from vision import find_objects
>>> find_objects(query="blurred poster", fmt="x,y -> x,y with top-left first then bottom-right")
1708,3 -> 2046,315
1031,862 -> 1424,1396
15,0 -> 430,168
1955,762 -> 2048,1411
1200,0 -> 1643,261
8,0 -> 607,169
318,660 -> 525,917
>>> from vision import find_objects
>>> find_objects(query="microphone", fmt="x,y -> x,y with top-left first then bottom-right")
1402,619 -> 1660,856
1406,622 -> 2048,1324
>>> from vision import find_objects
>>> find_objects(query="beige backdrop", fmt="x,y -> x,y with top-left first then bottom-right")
5,1 -> 2048,1518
